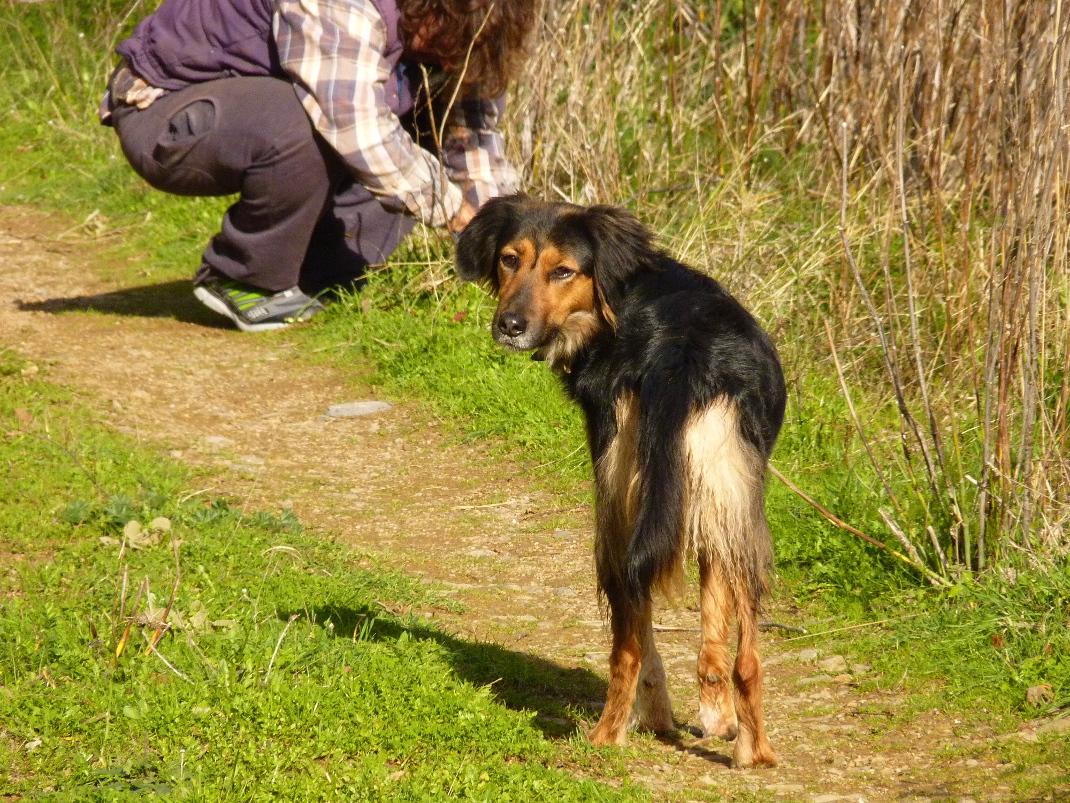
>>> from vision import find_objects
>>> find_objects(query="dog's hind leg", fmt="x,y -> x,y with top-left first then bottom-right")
685,400 -> 775,764
634,605 -> 674,734
732,590 -> 777,768
696,559 -> 739,742
590,392 -> 649,746
589,595 -> 645,746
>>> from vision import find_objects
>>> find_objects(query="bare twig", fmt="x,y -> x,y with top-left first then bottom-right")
451,501 -> 514,511
926,524 -> 949,576
877,508 -> 942,587
823,319 -> 901,511
145,537 -> 181,654
422,3 -> 496,229
894,50 -> 947,507
142,630 -> 192,684
115,577 -> 148,661
264,614 -> 301,686
768,464 -> 951,587
651,624 -> 698,633
780,612 -> 926,642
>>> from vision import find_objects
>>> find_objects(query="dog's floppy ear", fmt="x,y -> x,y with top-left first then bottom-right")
455,194 -> 525,290
580,205 -> 656,324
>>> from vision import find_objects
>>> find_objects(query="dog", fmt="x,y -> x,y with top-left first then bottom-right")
455,195 -> 786,768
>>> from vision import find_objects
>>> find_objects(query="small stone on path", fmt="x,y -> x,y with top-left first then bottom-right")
768,782 -> 805,794
1035,712 -> 1070,736
818,654 -> 848,673
798,648 -> 819,662
148,516 -> 171,532
326,400 -> 392,418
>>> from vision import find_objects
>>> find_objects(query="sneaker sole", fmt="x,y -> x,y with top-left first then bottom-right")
193,286 -> 289,333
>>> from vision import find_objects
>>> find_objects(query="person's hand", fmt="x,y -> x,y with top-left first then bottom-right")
448,200 -> 477,234
125,77 -> 166,110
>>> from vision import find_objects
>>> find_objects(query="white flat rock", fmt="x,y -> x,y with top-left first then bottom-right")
325,400 -> 392,418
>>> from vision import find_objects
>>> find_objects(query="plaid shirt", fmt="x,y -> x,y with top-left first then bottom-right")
274,0 -> 518,227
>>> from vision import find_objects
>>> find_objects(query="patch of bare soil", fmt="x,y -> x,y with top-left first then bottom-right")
0,206 -> 1023,801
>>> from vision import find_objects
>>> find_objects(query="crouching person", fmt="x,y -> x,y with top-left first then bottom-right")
101,0 -> 532,331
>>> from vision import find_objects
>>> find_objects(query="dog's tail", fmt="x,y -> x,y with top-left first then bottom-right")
621,385 -> 691,610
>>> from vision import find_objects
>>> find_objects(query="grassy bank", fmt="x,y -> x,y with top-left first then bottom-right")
0,0 -> 1067,745
0,349 -> 635,799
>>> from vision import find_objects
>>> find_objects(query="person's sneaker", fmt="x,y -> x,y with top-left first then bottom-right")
193,278 -> 325,332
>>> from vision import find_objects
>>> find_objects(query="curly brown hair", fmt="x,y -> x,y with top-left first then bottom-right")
397,0 -> 537,96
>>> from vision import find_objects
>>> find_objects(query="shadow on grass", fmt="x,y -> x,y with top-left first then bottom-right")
16,279 -> 227,328
287,603 -> 607,739
283,604 -> 737,766
662,735 -> 734,768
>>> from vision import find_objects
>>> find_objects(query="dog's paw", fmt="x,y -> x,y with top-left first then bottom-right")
588,721 -> 628,746
732,741 -> 777,769
638,711 -> 675,736
698,703 -> 738,742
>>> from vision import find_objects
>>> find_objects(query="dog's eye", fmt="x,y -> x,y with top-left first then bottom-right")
500,253 -> 520,270
550,266 -> 576,281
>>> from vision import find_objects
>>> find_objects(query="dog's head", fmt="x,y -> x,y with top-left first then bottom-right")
455,195 -> 655,367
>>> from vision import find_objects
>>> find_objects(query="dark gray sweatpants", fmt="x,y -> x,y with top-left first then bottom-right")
111,75 -> 414,293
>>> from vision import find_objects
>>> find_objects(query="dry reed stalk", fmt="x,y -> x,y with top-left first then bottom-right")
734,0 -> 1069,568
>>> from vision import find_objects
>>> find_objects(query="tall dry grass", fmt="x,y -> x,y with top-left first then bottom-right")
815,0 -> 1070,575
507,0 -> 1070,578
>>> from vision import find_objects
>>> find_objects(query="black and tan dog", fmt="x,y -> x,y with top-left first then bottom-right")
456,195 -> 786,768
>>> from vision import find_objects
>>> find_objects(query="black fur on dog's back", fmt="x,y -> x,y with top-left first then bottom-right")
565,227 -> 785,611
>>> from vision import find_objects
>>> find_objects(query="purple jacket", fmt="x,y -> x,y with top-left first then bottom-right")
115,0 -> 412,116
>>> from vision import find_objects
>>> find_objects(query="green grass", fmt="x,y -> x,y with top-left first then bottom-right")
789,568 -> 1070,717
1,0 -> 1068,771
0,350 -> 636,799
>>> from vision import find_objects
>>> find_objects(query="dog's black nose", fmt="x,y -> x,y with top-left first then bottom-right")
497,312 -> 527,337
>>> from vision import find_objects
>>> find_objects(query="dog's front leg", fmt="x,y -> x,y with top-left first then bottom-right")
590,597 -> 644,746
634,606 -> 674,734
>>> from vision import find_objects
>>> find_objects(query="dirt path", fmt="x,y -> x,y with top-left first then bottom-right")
0,207 -> 1021,801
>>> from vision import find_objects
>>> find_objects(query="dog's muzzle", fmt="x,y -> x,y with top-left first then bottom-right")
493,312 -> 544,351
